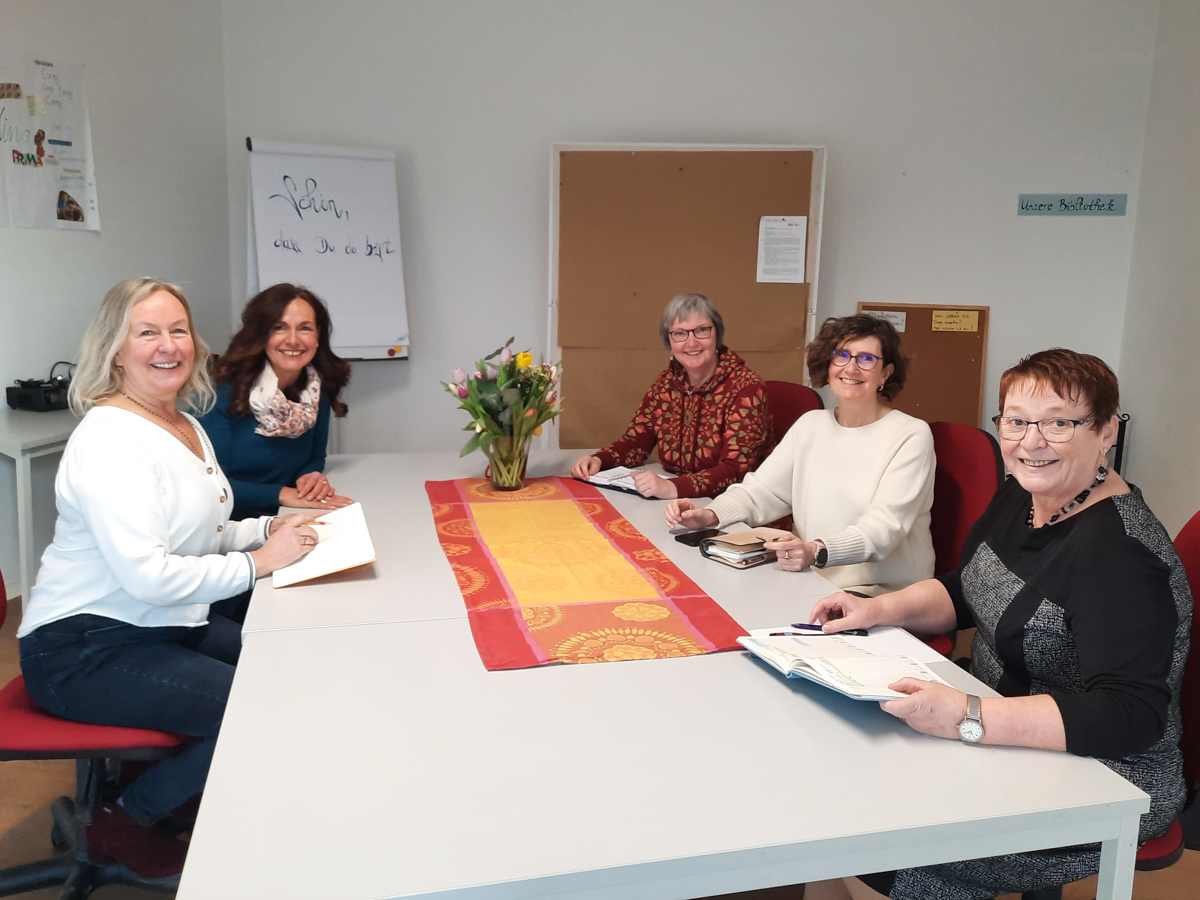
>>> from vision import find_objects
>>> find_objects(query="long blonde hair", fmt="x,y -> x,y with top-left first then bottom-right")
69,277 -> 215,415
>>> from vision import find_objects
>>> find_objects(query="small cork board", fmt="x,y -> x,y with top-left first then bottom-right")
556,147 -> 822,449
857,303 -> 990,427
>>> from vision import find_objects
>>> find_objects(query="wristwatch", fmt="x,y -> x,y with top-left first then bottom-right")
957,694 -> 984,743
811,539 -> 829,569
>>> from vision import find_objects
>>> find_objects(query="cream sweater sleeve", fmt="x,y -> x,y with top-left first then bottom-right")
705,422 -> 800,527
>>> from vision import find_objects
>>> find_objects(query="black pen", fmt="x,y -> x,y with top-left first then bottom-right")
789,622 -> 869,637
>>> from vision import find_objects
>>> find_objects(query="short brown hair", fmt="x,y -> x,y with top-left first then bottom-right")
998,348 -> 1119,430
806,314 -> 909,401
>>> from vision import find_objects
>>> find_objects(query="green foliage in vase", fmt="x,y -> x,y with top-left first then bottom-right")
441,338 -> 562,457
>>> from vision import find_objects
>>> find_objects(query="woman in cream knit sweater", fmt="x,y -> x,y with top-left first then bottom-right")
665,314 -> 935,596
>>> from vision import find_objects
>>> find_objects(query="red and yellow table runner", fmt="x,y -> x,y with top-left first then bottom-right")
425,477 -> 746,670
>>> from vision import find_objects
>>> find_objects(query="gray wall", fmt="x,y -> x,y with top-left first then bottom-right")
1118,0 -> 1200,535
219,0 -> 1157,452
0,0 -> 232,597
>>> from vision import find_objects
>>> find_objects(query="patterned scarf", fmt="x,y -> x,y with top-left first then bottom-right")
248,363 -> 322,438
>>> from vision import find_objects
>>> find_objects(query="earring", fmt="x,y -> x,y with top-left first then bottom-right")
1096,463 -> 1109,483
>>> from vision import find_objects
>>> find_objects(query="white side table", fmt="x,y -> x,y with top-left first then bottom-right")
0,407 -> 78,605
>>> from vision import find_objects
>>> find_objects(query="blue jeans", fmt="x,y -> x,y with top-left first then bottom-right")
19,613 -> 241,823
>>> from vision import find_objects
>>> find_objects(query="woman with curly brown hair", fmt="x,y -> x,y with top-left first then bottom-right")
198,284 -> 354,522
666,314 -> 935,595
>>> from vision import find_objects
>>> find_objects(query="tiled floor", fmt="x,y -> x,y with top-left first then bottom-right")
0,599 -> 1195,899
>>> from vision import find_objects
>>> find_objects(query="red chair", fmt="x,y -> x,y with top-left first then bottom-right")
928,422 -> 1004,577
763,381 -> 823,445
0,570 -> 189,896
1130,508 -> 1200,869
920,423 -> 1004,658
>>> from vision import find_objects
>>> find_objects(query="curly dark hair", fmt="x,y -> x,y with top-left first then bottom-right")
213,284 -> 351,417
805,313 -> 909,401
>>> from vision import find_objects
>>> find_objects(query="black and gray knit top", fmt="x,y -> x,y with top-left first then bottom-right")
890,478 -> 1191,900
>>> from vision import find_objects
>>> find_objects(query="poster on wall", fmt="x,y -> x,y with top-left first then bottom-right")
0,45 -> 99,231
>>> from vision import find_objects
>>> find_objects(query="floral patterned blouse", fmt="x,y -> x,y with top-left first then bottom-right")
594,349 -> 773,499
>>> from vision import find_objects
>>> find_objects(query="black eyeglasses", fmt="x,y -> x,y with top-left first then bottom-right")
991,415 -> 1094,443
667,325 -> 715,342
831,350 -> 882,370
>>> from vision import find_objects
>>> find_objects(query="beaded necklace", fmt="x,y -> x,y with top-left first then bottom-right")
1027,465 -> 1108,528
119,390 -> 203,460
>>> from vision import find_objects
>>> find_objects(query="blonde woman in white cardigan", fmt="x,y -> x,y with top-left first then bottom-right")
665,314 -> 935,596
18,278 -> 318,884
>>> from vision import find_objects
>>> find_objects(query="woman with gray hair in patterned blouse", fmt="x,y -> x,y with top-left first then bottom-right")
807,348 -> 1191,900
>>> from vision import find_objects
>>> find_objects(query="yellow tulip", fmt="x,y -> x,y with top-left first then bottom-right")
516,351 -> 533,369
533,426 -> 543,436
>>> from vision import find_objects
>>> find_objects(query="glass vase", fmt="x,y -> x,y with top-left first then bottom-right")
484,435 -> 531,491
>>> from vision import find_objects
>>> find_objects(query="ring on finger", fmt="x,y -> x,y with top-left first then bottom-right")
783,550 -> 790,559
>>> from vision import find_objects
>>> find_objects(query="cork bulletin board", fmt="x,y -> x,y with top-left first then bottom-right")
857,303 -> 990,427
552,145 -> 826,450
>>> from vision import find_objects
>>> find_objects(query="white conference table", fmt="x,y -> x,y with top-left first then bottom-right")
180,451 -> 1148,900
0,406 -> 78,604
242,450 -> 836,634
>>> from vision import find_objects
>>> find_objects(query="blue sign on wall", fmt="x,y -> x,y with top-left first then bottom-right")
1018,194 -> 1127,216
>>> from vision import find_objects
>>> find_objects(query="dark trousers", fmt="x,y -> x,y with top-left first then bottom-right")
19,613 -> 241,823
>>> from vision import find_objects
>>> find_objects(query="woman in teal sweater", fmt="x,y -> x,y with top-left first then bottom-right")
200,284 -> 353,521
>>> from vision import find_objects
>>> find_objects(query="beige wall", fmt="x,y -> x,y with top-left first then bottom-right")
1117,0 -> 1200,536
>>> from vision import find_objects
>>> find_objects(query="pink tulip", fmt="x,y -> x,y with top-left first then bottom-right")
473,370 -> 483,379
500,347 -> 513,364
545,390 -> 555,403
486,365 -> 498,379
452,368 -> 467,385
456,385 -> 468,399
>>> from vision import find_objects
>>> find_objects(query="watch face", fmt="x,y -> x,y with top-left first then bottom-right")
958,719 -> 984,743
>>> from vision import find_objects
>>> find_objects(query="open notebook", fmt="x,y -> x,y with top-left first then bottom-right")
737,631 -> 952,701
271,502 -> 377,588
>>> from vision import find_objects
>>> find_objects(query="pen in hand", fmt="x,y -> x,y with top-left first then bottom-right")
789,622 -> 870,637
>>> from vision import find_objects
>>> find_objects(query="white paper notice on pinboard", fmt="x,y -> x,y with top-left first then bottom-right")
756,216 -> 807,283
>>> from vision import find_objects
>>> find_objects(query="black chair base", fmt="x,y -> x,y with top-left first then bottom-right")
0,760 -> 180,899
1020,890 -> 1062,900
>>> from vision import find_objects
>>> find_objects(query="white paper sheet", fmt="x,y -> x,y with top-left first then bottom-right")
272,502 -> 376,588
0,45 -> 99,230
756,216 -> 807,283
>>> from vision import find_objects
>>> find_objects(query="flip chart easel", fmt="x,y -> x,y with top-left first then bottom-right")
246,138 -> 409,360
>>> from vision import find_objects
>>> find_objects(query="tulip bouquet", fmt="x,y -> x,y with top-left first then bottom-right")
442,338 -> 561,489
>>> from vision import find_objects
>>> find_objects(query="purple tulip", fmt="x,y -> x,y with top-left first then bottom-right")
500,347 -> 513,364
452,367 -> 467,385
456,385 -> 469,399
486,365 -> 498,380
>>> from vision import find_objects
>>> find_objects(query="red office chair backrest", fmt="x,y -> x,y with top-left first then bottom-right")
1172,510 -> 1200,790
763,381 -> 823,445
928,422 -> 1004,577
0,563 -> 6,630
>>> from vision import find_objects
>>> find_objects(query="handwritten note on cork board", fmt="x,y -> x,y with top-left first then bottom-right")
857,303 -> 990,427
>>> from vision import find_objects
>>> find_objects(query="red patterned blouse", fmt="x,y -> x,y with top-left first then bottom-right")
594,349 -> 773,499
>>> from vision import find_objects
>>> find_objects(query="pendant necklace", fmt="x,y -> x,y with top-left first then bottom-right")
119,391 -> 203,460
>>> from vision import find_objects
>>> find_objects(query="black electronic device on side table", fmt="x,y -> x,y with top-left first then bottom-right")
6,361 -> 75,412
